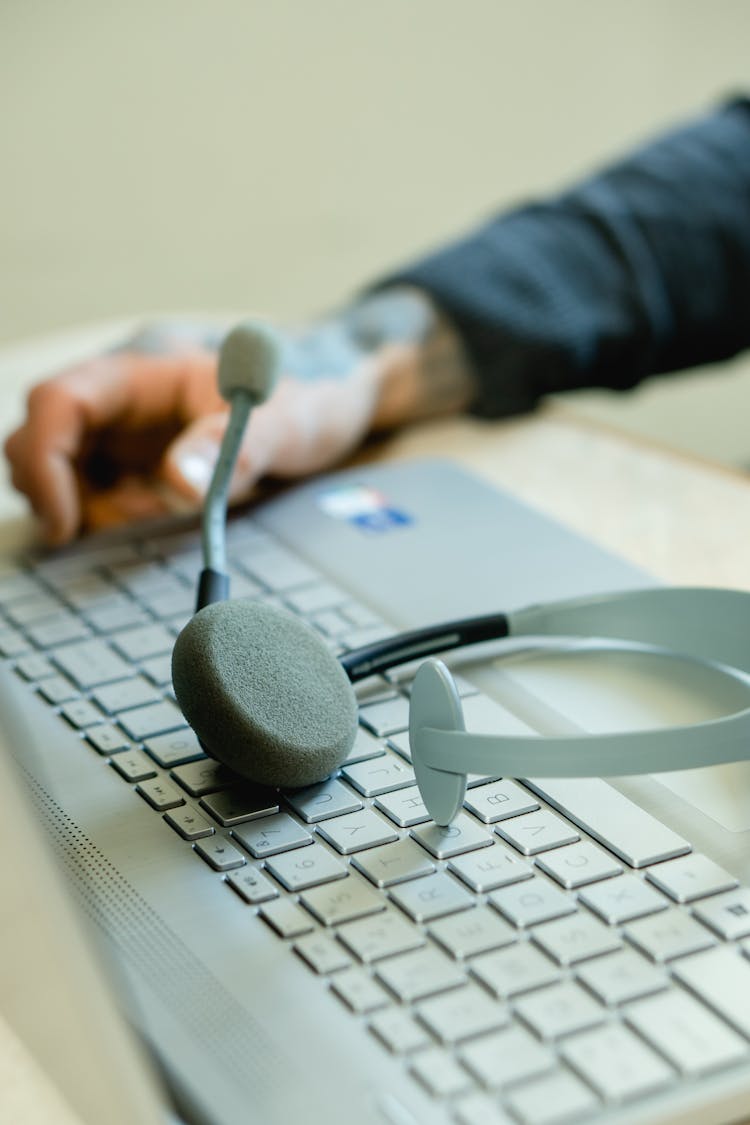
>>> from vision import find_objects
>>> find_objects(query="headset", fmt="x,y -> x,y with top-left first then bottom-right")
172,322 -> 750,825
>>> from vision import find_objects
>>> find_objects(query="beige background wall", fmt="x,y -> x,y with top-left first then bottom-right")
1,0 -> 749,463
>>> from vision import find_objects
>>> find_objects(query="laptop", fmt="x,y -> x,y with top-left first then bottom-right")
2,457 -> 750,1125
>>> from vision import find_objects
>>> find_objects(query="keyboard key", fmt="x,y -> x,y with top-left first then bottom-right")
284,581 -> 347,615
505,1069 -> 599,1125
460,1026 -> 555,1090
645,853 -> 738,904
428,905 -> 516,960
376,946 -> 465,1003
60,698 -> 105,729
578,874 -> 668,924
374,786 -> 430,827
284,778 -> 363,823
200,787 -> 280,827
140,653 -> 173,686
5,588 -> 60,623
410,1048 -> 473,1098
495,811 -> 579,856
110,749 -> 157,783
193,836 -> 246,871
233,813 -> 313,858
389,872 -> 474,923
14,654 -> 55,680
417,984 -> 508,1043
337,910 -> 425,963
37,543 -> 138,582
355,678 -> 397,707
225,866 -> 279,905
300,877 -> 384,926
624,907 -> 716,962
535,842 -> 622,889
293,933 -> 352,975
52,639 -> 132,688
311,608 -> 350,638
86,724 -> 132,755
92,676 -> 160,714
260,898 -> 314,939
244,547 -> 318,592
673,946 -> 750,1038
514,980 -> 604,1039
464,779 -> 539,823
343,602 -> 386,631
626,990 -> 747,1075
112,623 -> 174,661
343,727 -> 386,765
489,877 -> 576,928
171,759 -> 231,797
575,948 -> 667,1005
561,1023 -> 674,1101
342,754 -> 414,797
339,624 -> 392,651
164,806 -> 215,840
6,594 -> 64,626
264,843 -> 347,891
0,628 -> 30,657
411,814 -> 493,860
144,729 -> 205,768
331,968 -> 390,1014
59,573 -> 122,607
449,842 -> 533,893
27,612 -> 90,647
524,778 -> 690,868
6,596 -> 62,629
0,570 -> 45,603
85,600 -> 149,634
316,809 -> 398,854
532,913 -> 621,966
353,837 -> 435,888
39,674 -> 79,704
136,777 -> 185,811
118,701 -> 186,741
693,887 -> 750,940
108,559 -> 176,597
358,696 -> 410,737
471,943 -> 559,999
369,1008 -> 431,1054
454,1093 -> 514,1125
139,583 -> 194,620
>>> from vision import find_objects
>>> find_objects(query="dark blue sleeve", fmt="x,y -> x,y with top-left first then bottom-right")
385,98 -> 750,417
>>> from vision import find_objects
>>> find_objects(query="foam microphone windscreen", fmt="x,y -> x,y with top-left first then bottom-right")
172,600 -> 358,788
217,322 -> 282,403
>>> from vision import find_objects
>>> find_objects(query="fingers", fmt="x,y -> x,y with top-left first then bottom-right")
159,361 -> 381,508
4,380 -> 88,544
4,351 -> 220,544
6,341 -> 384,545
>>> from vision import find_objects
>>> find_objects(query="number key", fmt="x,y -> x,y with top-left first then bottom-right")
264,843 -> 348,891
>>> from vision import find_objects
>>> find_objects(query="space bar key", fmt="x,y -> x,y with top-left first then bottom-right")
522,778 -> 690,868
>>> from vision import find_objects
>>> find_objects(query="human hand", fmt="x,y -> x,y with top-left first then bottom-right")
4,292 -> 475,546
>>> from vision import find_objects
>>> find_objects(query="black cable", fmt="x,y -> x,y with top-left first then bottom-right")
340,611 -> 510,683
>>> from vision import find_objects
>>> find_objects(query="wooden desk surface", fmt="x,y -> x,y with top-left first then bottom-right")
1,322 -> 749,1123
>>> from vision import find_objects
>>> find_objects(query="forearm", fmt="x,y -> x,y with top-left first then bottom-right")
379,98 -> 750,417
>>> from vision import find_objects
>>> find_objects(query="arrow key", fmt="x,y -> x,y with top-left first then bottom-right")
194,836 -> 246,871
164,806 -> 215,841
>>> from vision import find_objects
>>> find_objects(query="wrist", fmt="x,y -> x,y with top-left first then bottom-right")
342,286 -> 478,430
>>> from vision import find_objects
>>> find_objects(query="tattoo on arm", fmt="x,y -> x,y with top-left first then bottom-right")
343,286 -> 477,427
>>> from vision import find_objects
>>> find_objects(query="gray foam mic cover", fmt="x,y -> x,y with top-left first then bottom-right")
171,599 -> 358,788
217,321 -> 282,403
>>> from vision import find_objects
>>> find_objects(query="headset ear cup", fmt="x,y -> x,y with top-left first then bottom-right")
410,659 -> 467,826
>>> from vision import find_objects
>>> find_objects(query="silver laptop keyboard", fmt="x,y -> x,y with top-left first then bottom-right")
3,518 -> 750,1124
